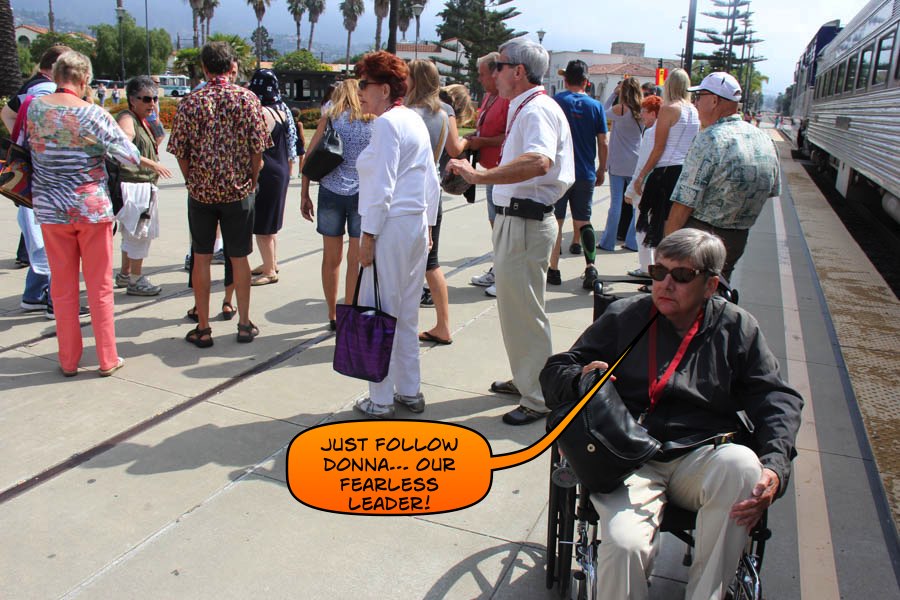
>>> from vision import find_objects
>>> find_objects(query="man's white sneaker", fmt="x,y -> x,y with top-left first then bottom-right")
394,392 -> 425,413
353,397 -> 395,419
484,284 -> 497,297
471,268 -> 495,287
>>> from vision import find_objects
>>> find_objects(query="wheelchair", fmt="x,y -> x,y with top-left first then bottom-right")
544,277 -> 764,599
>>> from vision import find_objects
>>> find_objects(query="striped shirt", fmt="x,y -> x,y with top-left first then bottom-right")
26,99 -> 140,225
657,102 -> 699,168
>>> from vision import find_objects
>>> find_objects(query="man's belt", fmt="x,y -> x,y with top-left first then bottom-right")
496,197 -> 553,220
656,431 -> 737,462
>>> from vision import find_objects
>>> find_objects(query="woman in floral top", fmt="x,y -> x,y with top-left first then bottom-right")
26,51 -> 159,377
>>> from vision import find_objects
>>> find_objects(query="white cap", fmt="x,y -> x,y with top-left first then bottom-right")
687,72 -> 742,101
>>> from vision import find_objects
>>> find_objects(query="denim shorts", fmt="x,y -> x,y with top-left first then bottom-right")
553,179 -> 595,221
316,185 -> 361,238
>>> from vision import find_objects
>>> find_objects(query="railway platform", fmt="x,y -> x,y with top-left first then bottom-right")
0,127 -> 898,599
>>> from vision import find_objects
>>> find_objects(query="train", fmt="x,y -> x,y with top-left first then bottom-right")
791,0 -> 900,223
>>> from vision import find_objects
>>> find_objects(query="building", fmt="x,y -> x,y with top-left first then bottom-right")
546,44 -> 679,98
15,24 -> 95,48
395,38 -> 469,82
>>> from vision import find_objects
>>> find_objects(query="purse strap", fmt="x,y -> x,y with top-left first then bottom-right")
351,259 -> 381,311
11,95 -> 34,144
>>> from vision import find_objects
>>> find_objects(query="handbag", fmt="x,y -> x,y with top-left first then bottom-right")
0,95 -> 35,208
301,117 -> 343,181
438,149 -> 473,196
547,372 -> 661,494
332,260 -> 397,383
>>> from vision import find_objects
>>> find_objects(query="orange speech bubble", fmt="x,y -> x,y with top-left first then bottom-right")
286,315 -> 655,516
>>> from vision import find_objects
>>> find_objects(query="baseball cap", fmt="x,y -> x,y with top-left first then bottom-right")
687,72 -> 742,101
558,60 -> 589,81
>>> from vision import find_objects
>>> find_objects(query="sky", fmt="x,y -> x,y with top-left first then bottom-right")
14,0 -> 874,96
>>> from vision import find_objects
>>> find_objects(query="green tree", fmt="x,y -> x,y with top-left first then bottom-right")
17,42 -> 35,78
200,0 -> 220,45
306,0 -> 326,52
340,0 -> 364,73
374,0 -> 389,50
273,49 -> 326,71
173,47 -> 202,83
0,0 -> 19,97
247,0 -> 272,68
250,26 -> 279,61
29,32 -> 95,65
436,0 -> 521,94
287,0 -> 306,51
398,0 -> 413,41
91,13 -> 172,79
208,32 -> 255,80
186,0 -> 203,48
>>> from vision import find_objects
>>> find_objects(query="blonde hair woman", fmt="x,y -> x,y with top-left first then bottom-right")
440,83 -> 476,128
300,79 -> 374,331
632,68 -> 699,251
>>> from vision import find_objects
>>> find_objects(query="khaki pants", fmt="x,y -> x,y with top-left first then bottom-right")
492,212 -> 557,413
591,443 -> 762,600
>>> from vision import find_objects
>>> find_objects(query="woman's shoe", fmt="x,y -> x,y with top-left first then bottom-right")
221,301 -> 236,321
236,321 -> 259,343
251,274 -> 279,286
99,357 -> 125,377
185,326 -> 213,348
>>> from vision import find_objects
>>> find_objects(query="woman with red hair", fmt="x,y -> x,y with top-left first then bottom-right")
352,51 -> 440,418
624,94 -> 663,279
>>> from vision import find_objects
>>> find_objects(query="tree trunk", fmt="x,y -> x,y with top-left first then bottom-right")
375,18 -> 383,51
345,30 -> 351,74
296,21 -> 301,51
387,0 -> 398,54
193,10 -> 199,48
256,17 -> 262,68
308,22 -> 316,52
48,0 -> 55,32
0,0 -> 21,98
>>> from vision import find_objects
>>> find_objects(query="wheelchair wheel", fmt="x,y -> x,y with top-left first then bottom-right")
546,444 -> 577,598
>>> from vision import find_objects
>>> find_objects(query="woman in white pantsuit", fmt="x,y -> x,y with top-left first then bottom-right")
353,51 -> 440,418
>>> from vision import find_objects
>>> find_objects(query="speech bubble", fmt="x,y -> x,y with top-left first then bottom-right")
286,315 -> 656,516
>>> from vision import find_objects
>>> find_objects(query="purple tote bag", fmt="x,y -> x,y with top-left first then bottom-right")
333,261 -> 397,382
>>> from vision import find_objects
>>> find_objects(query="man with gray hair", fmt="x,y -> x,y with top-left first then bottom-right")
449,37 -> 575,425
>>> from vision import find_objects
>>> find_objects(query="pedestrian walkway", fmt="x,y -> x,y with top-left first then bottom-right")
0,130 -> 897,598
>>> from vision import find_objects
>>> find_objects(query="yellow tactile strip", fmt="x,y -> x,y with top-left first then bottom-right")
775,132 -> 900,530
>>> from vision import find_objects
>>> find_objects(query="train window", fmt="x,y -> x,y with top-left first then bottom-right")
845,54 -> 859,92
874,31 -> 895,85
857,45 -> 874,89
836,61 -> 847,93
826,69 -> 835,96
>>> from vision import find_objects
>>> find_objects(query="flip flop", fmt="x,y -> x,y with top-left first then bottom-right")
251,274 -> 279,286
418,331 -> 453,345
251,266 -> 280,275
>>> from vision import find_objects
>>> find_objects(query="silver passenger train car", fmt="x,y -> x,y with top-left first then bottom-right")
801,0 -> 900,221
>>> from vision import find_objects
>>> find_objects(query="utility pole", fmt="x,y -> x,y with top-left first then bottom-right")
48,0 -> 55,32
683,0 -> 698,77
387,0 -> 398,54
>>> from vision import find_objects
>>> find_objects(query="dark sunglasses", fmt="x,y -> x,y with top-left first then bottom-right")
692,91 -> 715,102
494,61 -> 520,72
648,264 -> 711,284
138,95 -> 159,103
358,79 -> 384,90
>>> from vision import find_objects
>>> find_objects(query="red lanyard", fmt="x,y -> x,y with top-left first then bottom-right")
498,89 -> 545,161
646,306 -> 704,414
58,88 -> 82,98
476,94 -> 498,132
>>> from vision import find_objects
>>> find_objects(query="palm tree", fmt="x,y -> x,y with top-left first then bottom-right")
398,0 -> 413,42
200,0 -> 219,45
247,0 -> 272,68
373,0 -> 389,51
187,0 -> 203,48
287,0 -> 306,51
305,0 -> 325,52
340,0 -> 364,73
0,0 -> 21,98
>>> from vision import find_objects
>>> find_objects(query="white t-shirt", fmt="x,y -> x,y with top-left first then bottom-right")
492,86 -> 575,207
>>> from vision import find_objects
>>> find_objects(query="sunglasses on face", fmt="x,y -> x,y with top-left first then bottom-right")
358,79 -> 383,90
648,264 -> 711,284
138,96 -> 159,103
494,61 -> 520,72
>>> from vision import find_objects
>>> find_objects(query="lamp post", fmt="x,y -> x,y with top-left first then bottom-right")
412,2 -> 424,60
116,5 -> 126,83
145,0 -> 151,75
683,0 -> 698,77
536,29 -> 545,45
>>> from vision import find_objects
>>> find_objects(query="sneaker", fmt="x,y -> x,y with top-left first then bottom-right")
115,271 -> 130,288
353,397 -> 395,419
14,258 -> 29,269
126,275 -> 162,296
184,254 -> 192,271
420,287 -> 434,307
484,284 -> 496,297
21,298 -> 48,311
212,249 -> 226,265
45,305 -> 90,320
470,267 -> 495,287
394,392 -> 426,413
582,265 -> 598,290
547,268 -> 562,286
569,242 -> 582,255
627,268 -> 650,278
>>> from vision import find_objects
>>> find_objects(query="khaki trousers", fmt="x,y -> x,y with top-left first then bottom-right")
591,443 -> 762,600
492,212 -> 557,413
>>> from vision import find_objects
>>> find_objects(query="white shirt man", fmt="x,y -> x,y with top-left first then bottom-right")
449,37 -> 574,425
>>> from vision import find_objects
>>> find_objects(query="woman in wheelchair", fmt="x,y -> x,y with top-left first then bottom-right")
540,229 -> 803,600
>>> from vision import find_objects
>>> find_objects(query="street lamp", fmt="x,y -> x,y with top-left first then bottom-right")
536,29 -> 545,45
145,0 -> 151,75
116,6 -> 126,83
412,2 -> 424,60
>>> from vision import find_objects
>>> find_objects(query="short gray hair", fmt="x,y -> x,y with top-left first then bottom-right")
477,51 -> 501,72
656,228 -> 726,275
499,37 -> 548,85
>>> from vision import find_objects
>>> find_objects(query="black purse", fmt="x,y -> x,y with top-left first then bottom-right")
547,372 -> 661,494
301,118 -> 344,181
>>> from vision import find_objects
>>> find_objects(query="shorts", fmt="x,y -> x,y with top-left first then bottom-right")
188,192 -> 255,258
316,185 -> 361,238
553,179 -> 595,222
426,200 -> 443,272
121,227 -> 152,259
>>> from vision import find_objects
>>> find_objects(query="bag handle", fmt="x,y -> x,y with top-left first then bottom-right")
11,95 -> 34,144
351,259 -> 381,311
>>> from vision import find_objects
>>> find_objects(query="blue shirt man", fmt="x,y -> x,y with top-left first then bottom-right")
549,60 -> 609,290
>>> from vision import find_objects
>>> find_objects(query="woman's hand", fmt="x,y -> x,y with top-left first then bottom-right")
152,161 -> 172,179
633,173 -> 646,196
581,361 -> 610,376
300,195 -> 315,222
359,233 -> 375,267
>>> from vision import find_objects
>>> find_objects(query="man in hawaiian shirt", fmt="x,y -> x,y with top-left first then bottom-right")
168,42 -> 272,346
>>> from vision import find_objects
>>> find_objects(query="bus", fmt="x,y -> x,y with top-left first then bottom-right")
155,74 -> 191,97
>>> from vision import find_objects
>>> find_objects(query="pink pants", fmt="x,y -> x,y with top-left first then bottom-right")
41,222 -> 119,372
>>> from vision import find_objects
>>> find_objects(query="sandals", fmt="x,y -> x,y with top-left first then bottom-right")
186,326 -> 214,348
251,266 -> 280,276
99,357 -> 125,377
221,301 -> 236,321
251,274 -> 279,286
186,306 -> 199,323
637,284 -> 652,294
236,321 -> 259,343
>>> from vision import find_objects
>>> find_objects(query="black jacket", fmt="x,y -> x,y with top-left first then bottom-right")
540,294 -> 803,495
